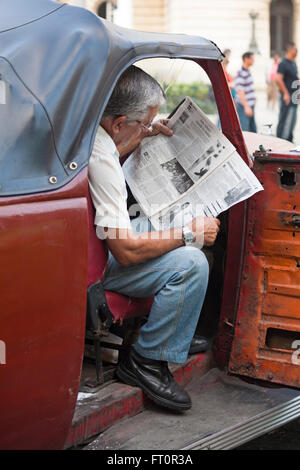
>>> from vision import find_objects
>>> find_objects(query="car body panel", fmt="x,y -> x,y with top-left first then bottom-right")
0,172 -> 88,449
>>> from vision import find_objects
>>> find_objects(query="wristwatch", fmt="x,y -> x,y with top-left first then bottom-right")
182,226 -> 195,245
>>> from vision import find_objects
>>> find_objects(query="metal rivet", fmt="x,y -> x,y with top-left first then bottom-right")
69,162 -> 78,171
49,176 -> 57,184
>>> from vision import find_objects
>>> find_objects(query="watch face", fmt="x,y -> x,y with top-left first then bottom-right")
183,230 -> 195,244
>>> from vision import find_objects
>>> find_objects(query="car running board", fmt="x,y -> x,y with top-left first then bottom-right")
83,368 -> 300,450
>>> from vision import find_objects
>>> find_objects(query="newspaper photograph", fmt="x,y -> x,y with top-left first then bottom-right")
123,96 -> 263,230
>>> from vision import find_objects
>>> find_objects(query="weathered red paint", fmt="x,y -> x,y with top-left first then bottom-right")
229,151 -> 300,387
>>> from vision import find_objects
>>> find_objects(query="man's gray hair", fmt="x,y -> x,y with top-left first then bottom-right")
102,65 -> 166,121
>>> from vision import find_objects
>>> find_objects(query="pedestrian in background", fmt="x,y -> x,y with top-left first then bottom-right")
276,42 -> 299,143
217,49 -> 236,129
266,52 -> 280,110
235,52 -> 257,132
222,49 -> 236,100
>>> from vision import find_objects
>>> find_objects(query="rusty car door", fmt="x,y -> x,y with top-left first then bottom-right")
229,148 -> 300,388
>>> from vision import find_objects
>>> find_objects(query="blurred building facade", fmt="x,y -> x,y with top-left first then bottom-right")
59,0 -> 300,89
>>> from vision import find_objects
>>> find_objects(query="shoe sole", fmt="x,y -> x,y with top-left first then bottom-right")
116,364 -> 191,412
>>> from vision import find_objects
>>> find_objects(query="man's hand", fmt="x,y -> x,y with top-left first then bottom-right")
283,91 -> 291,105
119,119 -> 173,158
244,105 -> 253,117
276,73 -> 291,106
187,216 -> 220,246
202,217 -> 220,245
142,119 -> 173,138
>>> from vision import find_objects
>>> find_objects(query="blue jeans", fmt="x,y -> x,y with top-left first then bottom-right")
102,217 -> 209,363
236,102 -> 257,132
276,97 -> 297,143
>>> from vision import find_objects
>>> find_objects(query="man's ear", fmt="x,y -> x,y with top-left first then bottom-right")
111,116 -> 127,135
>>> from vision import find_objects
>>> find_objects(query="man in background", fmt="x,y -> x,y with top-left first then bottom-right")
276,42 -> 299,143
235,52 -> 257,132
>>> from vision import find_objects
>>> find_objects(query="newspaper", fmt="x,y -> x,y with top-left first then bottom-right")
123,97 -> 263,231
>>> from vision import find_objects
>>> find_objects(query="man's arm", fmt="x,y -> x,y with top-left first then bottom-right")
275,73 -> 290,105
103,216 -> 220,267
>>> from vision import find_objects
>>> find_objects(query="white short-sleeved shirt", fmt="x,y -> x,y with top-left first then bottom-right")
88,126 -> 132,239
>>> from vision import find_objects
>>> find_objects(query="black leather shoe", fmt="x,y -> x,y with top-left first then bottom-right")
116,348 -> 192,412
188,336 -> 210,355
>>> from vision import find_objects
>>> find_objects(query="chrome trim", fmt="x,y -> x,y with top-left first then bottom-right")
181,395 -> 300,450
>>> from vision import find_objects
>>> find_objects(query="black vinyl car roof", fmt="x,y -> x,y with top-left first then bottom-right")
0,0 -> 223,196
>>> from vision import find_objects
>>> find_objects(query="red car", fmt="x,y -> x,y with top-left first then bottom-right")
1,0 -> 300,450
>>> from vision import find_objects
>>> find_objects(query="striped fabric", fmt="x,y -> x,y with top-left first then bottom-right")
235,67 -> 256,107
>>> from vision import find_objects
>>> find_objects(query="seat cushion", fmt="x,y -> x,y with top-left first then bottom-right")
105,291 -> 154,323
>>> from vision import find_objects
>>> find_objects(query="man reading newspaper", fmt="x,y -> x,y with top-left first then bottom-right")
88,65 -> 260,412
123,96 -> 262,232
